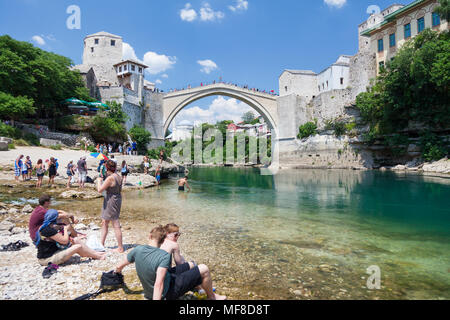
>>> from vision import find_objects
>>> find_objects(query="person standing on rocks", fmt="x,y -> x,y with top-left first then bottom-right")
35,159 -> 45,188
48,158 -> 57,187
26,156 -> 33,181
77,156 -> 88,189
97,160 -> 124,253
15,155 -> 24,182
143,156 -> 150,174
120,160 -> 129,186
66,160 -> 75,189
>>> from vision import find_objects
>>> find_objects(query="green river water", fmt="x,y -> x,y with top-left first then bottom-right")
2,167 -> 449,300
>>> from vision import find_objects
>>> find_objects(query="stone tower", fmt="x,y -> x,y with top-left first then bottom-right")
82,31 -> 123,86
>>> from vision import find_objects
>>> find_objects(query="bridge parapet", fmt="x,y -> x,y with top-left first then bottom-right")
163,82 -> 278,101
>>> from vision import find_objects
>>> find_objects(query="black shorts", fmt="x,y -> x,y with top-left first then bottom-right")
165,263 -> 202,300
178,186 -> 185,191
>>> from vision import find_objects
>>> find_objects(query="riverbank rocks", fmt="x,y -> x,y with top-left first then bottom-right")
74,223 -> 88,230
124,174 -> 157,189
39,138 -> 63,147
422,158 -> 450,174
59,190 -> 102,200
88,223 -> 100,231
0,220 -> 15,232
0,141 -> 8,151
21,205 -> 33,214
8,208 -> 19,215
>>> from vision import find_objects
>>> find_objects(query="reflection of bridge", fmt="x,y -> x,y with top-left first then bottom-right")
162,83 -> 279,135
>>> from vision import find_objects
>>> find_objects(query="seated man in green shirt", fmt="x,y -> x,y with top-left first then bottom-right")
114,225 -> 226,300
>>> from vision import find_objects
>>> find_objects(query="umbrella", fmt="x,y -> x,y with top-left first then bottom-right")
90,153 -> 109,161
63,98 -> 89,106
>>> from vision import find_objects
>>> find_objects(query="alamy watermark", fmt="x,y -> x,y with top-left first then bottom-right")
366,265 -> 381,290
66,5 -> 81,30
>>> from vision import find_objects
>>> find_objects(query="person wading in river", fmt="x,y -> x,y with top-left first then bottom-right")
97,160 -> 124,253
177,176 -> 191,192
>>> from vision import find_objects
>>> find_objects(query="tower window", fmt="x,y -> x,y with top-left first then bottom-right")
131,65 -> 135,71
111,40 -> 116,46
340,78 -> 344,85
378,39 -> 384,52
91,47 -> 94,53
404,23 -> 411,39
94,39 -> 99,45
139,67 -> 143,73
432,12 -> 441,27
124,65 -> 127,71
285,86 -> 288,92
389,33 -> 396,47
417,17 -> 425,33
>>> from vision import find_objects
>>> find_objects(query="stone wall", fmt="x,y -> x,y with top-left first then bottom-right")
349,51 -> 376,100
143,90 -> 165,148
123,101 -> 143,131
279,134 -> 374,170
310,89 -> 354,129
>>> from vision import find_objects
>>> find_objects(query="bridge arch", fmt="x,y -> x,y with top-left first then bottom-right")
162,84 -> 279,136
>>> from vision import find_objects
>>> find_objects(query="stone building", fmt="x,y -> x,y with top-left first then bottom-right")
72,31 -> 164,147
360,0 -> 448,75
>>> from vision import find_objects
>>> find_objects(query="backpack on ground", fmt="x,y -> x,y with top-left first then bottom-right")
74,270 -> 125,300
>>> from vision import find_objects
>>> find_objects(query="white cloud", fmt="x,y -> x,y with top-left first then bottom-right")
173,96 -> 258,127
143,51 -> 177,75
31,35 -> 45,46
229,0 -> 248,12
155,79 -> 162,84
324,0 -> 347,8
122,42 -> 139,61
161,74 -> 169,78
199,3 -> 225,21
180,3 -> 198,22
197,59 -> 218,74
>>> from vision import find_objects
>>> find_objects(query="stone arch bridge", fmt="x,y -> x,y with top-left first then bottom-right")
161,83 -> 279,136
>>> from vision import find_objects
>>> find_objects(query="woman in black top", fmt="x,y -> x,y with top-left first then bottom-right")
48,157 -> 57,187
36,210 -> 106,266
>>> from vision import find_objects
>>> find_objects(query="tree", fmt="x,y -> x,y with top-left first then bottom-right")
436,0 -> 450,22
297,121 -> 318,139
356,29 -> 450,136
242,111 -> 256,124
105,100 -> 128,124
0,91 -> 35,121
129,125 -> 152,154
0,35 -> 92,121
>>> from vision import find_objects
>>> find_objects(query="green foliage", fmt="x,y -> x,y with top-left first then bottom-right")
0,35 -> 92,121
420,132 -> 448,162
148,141 -> 175,161
89,113 -> 127,143
0,91 -> 35,120
385,134 -> 409,157
49,144 -> 63,150
0,123 -> 39,145
241,111 -> 256,124
355,30 -> 450,135
325,119 -> 347,137
8,143 -> 15,149
297,121 -> 317,139
105,101 -> 128,124
129,125 -> 152,154
436,0 -> 450,22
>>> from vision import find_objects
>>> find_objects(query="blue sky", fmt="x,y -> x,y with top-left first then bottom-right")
0,0 -> 405,125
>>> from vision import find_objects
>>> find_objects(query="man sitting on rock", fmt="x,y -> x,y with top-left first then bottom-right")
114,226 -> 226,300
28,194 -> 84,244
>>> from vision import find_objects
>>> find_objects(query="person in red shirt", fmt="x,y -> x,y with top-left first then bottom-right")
28,194 -> 83,243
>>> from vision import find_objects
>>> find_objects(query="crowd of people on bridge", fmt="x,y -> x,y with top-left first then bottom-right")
165,78 -> 279,96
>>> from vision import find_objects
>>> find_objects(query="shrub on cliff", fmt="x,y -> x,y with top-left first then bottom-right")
297,122 -> 317,139
129,125 -> 152,154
